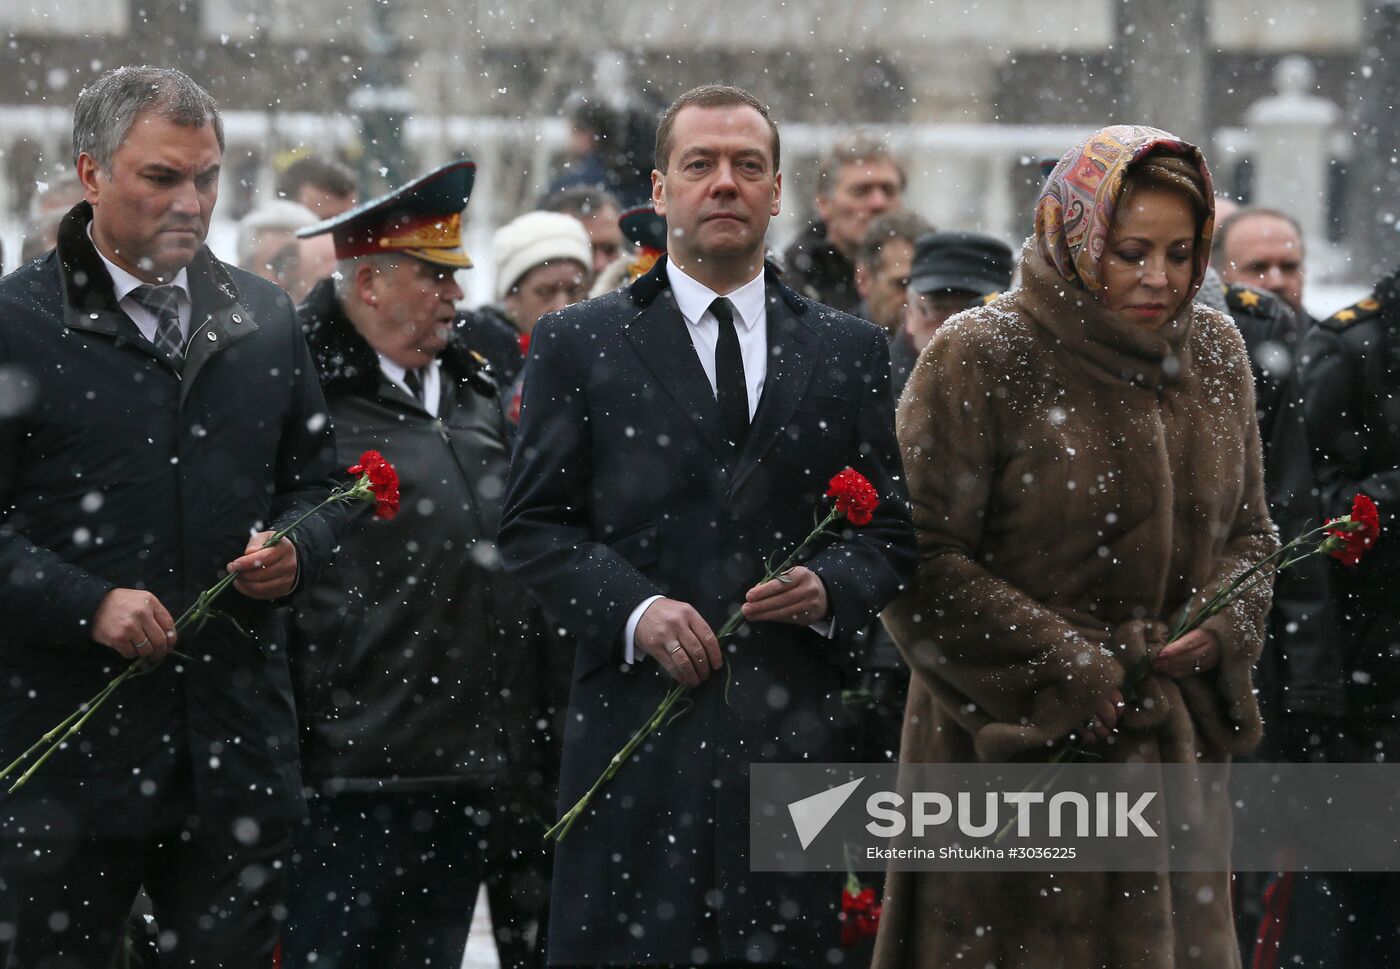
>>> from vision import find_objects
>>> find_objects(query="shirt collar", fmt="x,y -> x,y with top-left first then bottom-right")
666,259 -> 766,331
86,221 -> 190,303
376,353 -> 439,384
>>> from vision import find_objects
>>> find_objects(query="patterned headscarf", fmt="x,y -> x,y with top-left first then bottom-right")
1035,124 -> 1214,299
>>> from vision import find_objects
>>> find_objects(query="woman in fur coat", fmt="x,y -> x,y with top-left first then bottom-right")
873,125 -> 1278,969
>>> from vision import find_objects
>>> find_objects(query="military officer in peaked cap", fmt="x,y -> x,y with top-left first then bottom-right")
284,161 -> 561,969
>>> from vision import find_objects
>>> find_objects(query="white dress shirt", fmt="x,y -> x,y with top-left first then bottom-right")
623,260 -> 832,664
377,354 -> 442,418
88,223 -> 193,346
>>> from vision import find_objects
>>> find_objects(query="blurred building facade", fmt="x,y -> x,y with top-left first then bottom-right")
2,0 -> 1393,300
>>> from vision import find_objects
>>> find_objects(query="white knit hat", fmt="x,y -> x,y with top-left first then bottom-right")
492,211 -> 593,301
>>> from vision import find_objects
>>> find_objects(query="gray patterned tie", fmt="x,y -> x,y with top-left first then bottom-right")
129,284 -> 186,365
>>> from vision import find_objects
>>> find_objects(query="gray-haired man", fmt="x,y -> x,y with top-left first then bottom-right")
0,66 -> 346,968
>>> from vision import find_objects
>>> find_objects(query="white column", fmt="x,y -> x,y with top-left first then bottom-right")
1244,56 -> 1341,243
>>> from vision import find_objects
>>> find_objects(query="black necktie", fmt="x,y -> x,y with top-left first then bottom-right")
710,297 -> 749,447
403,367 -> 425,404
128,284 -> 185,365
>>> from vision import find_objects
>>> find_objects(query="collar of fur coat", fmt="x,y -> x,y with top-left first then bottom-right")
1016,239 -> 1194,391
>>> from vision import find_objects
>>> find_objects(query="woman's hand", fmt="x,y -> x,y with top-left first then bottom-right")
1081,688 -> 1124,744
1153,628 -> 1220,678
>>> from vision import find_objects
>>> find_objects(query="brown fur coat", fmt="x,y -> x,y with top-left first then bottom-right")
872,244 -> 1278,969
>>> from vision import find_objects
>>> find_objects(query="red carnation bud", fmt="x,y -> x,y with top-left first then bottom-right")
840,884 -> 882,946
1324,493 -> 1380,567
347,449 -> 401,520
825,467 -> 880,527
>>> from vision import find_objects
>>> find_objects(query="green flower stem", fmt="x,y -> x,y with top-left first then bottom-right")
544,505 -> 847,842
993,743 -> 1078,843
545,680 -> 690,841
1167,525 -> 1339,641
3,480 -> 372,794
6,661 -> 144,791
996,522 -> 1354,843
0,664 -> 137,786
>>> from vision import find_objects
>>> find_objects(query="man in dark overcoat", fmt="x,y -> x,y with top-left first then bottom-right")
498,84 -> 916,968
1252,269 -> 1400,969
0,66 -> 346,968
283,161 -> 560,969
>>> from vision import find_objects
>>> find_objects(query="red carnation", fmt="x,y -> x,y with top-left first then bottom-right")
826,467 -> 880,527
840,883 -> 882,946
1325,493 -> 1380,567
518,331 -> 532,357
347,450 -> 401,520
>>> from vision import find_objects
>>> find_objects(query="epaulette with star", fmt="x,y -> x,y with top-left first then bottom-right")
1322,294 -> 1384,331
1224,283 -> 1269,314
464,348 -> 499,396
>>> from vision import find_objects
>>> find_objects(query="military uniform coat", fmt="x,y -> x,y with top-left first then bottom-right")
1300,272 -> 1400,730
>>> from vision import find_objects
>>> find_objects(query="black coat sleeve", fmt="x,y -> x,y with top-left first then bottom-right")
497,313 -> 663,673
1300,322 -> 1400,518
265,290 -> 348,598
805,327 -> 917,631
0,327 -> 114,641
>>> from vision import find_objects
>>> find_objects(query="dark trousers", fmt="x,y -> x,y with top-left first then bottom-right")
1253,871 -> 1400,969
0,816 -> 290,969
281,788 -> 549,969
1251,726 -> 1400,969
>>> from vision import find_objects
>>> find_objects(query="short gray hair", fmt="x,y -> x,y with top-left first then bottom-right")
72,66 -> 224,171
332,254 -> 401,302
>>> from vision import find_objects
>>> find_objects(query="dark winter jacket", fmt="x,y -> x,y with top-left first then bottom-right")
781,220 -> 861,314
1300,270 -> 1400,731
0,203 -> 346,838
290,279 -> 563,794
458,303 -> 525,386
1216,282 -> 1343,747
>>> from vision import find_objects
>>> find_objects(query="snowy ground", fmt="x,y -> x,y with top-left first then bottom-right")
461,885 -> 501,969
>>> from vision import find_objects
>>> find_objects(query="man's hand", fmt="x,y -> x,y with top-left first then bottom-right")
1153,628 -> 1220,679
92,589 -> 177,661
635,598 -> 722,688
741,566 -> 829,626
227,531 -> 299,600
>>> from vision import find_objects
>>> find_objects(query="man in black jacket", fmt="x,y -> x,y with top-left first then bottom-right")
0,67 -> 346,969
499,84 -> 916,968
284,162 -> 560,968
1215,280 -> 1341,759
1251,270 -> 1400,969
781,132 -> 904,314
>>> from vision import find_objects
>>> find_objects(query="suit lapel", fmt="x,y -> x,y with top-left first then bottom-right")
730,282 -> 821,495
623,288 -> 733,461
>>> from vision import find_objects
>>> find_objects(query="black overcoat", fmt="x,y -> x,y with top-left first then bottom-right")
1300,271 -> 1400,731
290,279 -> 563,797
0,203 -> 345,838
498,257 -> 916,967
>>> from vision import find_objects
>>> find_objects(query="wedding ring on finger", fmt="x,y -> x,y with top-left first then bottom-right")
669,643 -> 683,655
133,639 -> 151,653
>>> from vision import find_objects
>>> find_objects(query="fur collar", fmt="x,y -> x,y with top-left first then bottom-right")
298,277 -> 494,397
